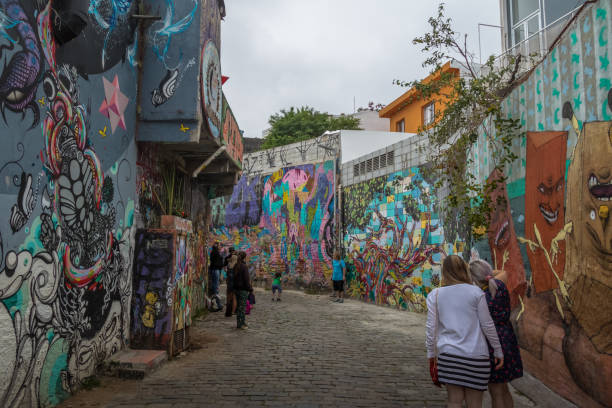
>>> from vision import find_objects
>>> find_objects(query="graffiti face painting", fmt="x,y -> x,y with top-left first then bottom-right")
486,169 -> 526,308
565,121 -> 612,354
525,131 -> 567,293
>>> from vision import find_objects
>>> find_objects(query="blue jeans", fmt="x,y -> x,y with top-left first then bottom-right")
211,269 -> 221,295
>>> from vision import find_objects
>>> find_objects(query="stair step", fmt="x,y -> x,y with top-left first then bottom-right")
105,349 -> 168,379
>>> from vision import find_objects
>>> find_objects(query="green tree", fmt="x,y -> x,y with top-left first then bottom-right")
262,106 -> 361,149
396,3 -> 535,248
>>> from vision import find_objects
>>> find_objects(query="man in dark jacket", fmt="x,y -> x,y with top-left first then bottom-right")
209,242 -> 224,311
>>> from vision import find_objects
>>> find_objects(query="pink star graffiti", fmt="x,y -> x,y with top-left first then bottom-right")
99,75 -> 129,133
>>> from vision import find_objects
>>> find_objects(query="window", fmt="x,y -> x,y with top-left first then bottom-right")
396,119 -> 405,132
510,0 -> 538,25
506,0 -> 586,50
423,102 -> 435,126
352,150 -> 395,178
386,150 -> 395,166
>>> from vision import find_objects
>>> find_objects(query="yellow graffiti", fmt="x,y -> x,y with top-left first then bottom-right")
518,222 -> 573,319
141,291 -> 159,329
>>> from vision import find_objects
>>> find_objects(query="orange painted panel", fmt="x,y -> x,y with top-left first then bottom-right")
524,131 -> 567,293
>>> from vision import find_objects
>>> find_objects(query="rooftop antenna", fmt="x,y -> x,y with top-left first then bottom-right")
353,96 -> 356,114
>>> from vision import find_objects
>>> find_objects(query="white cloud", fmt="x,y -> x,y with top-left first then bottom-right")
220,0 -> 501,139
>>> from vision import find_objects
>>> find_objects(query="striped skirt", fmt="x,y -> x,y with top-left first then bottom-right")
437,353 -> 491,391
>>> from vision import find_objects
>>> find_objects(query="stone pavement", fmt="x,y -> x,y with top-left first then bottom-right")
60,288 -> 540,408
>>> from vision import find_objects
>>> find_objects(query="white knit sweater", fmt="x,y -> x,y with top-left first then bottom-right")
425,284 -> 503,359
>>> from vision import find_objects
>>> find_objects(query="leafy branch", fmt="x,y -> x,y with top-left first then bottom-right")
395,3 -> 536,246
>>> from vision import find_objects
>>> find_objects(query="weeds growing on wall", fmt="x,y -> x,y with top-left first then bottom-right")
395,3 -> 536,245
155,164 -> 189,217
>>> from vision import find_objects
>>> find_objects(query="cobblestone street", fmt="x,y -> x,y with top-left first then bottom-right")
61,288 -> 537,408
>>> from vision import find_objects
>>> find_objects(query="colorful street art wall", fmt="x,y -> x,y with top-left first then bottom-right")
468,2 -> 612,405
342,167 -> 457,311
0,1 -> 138,406
212,161 -> 335,287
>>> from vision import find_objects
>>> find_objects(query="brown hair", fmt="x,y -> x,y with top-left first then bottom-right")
237,251 -> 247,264
333,250 -> 341,260
441,255 -> 471,286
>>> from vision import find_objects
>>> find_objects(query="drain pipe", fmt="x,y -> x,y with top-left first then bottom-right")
192,145 -> 227,178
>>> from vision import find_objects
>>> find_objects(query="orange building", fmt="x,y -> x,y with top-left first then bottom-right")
379,61 -> 461,133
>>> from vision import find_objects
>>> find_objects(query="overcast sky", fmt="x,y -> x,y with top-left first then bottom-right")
220,1 -> 502,140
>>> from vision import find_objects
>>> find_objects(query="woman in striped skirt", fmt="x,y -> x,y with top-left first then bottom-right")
426,255 -> 504,407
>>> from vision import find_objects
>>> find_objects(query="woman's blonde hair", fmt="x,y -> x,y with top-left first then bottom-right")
441,255 -> 471,286
469,259 -> 498,298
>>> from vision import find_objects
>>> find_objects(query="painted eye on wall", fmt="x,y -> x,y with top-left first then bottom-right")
590,209 -> 597,220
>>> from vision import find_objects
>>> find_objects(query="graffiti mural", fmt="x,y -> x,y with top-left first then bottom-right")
486,169 -> 527,308
468,2 -> 612,405
524,131 -> 567,293
212,162 -> 335,287
225,174 -> 261,227
54,0 -> 137,75
563,120 -> 612,404
0,0 -> 42,129
131,231 -> 173,349
201,40 -> 221,139
0,1 -> 137,406
343,167 -> 452,311
221,94 -> 244,165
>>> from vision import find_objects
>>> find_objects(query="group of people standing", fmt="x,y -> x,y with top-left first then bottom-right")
209,242 -> 253,329
426,255 -> 522,408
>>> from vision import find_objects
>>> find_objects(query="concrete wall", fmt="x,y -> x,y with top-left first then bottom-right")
0,1 -> 138,406
471,1 -> 612,405
241,132 -> 340,176
352,110 -> 390,131
341,134 -> 428,187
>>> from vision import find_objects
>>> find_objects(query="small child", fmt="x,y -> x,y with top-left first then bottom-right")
271,271 -> 282,302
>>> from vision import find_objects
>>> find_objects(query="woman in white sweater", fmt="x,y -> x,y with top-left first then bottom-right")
426,255 -> 504,408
